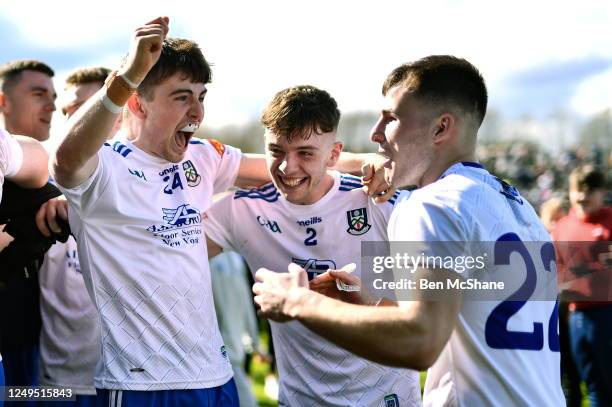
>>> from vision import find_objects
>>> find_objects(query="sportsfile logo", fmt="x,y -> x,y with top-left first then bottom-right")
257,216 -> 282,233
147,204 -> 202,247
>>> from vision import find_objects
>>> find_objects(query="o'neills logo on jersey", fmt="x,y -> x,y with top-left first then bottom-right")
296,216 -> 322,227
346,208 -> 371,236
146,204 -> 202,247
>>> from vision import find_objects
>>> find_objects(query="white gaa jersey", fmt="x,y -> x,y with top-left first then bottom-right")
0,128 -> 24,202
205,172 -> 421,407
39,236 -> 99,394
58,139 -> 240,391
389,162 -> 564,407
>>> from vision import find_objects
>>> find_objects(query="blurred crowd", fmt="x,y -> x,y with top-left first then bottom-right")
478,142 -> 612,210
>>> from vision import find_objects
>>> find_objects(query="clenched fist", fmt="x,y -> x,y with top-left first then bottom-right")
118,16 -> 170,85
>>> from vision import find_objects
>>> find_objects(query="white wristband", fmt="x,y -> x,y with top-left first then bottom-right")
120,74 -> 140,89
101,93 -> 123,114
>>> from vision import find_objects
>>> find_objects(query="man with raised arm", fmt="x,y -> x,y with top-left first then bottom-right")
50,17 -> 269,406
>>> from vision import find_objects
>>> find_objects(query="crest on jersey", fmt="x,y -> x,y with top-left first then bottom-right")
182,160 -> 201,187
384,394 -> 399,407
346,208 -> 371,236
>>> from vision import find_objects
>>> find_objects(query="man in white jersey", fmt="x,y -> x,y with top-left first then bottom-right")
50,17 -> 377,407
0,127 -> 48,405
205,85 -> 420,407
49,17 -> 270,406
253,56 -> 565,406
38,67 -> 112,403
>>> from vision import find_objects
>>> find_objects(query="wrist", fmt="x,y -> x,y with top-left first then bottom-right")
283,287 -> 312,319
104,71 -> 137,109
116,67 -> 144,87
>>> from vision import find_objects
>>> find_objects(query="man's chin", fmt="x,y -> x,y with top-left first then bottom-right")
165,151 -> 185,163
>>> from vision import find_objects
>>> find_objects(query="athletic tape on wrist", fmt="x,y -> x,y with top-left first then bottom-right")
120,74 -> 140,89
104,71 -> 135,107
101,93 -> 123,114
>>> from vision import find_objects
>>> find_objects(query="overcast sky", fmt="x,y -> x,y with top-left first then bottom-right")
2,0 -> 611,133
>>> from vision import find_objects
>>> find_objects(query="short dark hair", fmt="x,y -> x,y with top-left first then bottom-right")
383,55 -> 488,127
65,67 -> 111,86
569,165 -> 606,191
137,37 -> 212,100
261,85 -> 340,142
0,60 -> 55,93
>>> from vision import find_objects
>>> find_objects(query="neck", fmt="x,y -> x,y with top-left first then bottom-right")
419,150 -> 477,187
3,119 -> 18,135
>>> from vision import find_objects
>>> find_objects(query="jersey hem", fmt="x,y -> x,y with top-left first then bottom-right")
93,370 -> 233,391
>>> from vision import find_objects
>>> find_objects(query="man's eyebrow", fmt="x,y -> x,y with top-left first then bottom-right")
169,88 -> 208,98
169,88 -> 194,96
30,86 -> 57,100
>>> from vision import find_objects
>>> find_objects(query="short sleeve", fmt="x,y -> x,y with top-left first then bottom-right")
57,150 -> 113,217
208,140 -> 242,194
204,192 -> 240,252
389,191 -> 470,276
0,130 -> 24,178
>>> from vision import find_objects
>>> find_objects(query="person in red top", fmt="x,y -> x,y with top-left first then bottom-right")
553,164 -> 612,407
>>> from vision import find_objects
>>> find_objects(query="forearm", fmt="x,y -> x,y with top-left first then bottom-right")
52,88 -> 117,186
289,289 -> 437,370
333,152 -> 376,176
235,153 -> 271,188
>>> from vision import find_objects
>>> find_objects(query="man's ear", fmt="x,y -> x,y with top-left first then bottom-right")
0,92 -> 7,113
432,113 -> 455,145
126,93 -> 146,120
327,141 -> 344,167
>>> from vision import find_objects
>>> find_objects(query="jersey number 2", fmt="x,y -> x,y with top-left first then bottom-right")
485,233 -> 560,351
304,228 -> 317,246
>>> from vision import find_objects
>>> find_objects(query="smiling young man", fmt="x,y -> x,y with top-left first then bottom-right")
204,85 -> 420,407
253,56 -> 565,406
0,60 -> 56,141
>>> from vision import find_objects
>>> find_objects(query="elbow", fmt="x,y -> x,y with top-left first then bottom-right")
394,320 -> 445,371
33,171 -> 49,189
52,141 -> 82,179
50,150 -> 75,186
410,343 -> 442,371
